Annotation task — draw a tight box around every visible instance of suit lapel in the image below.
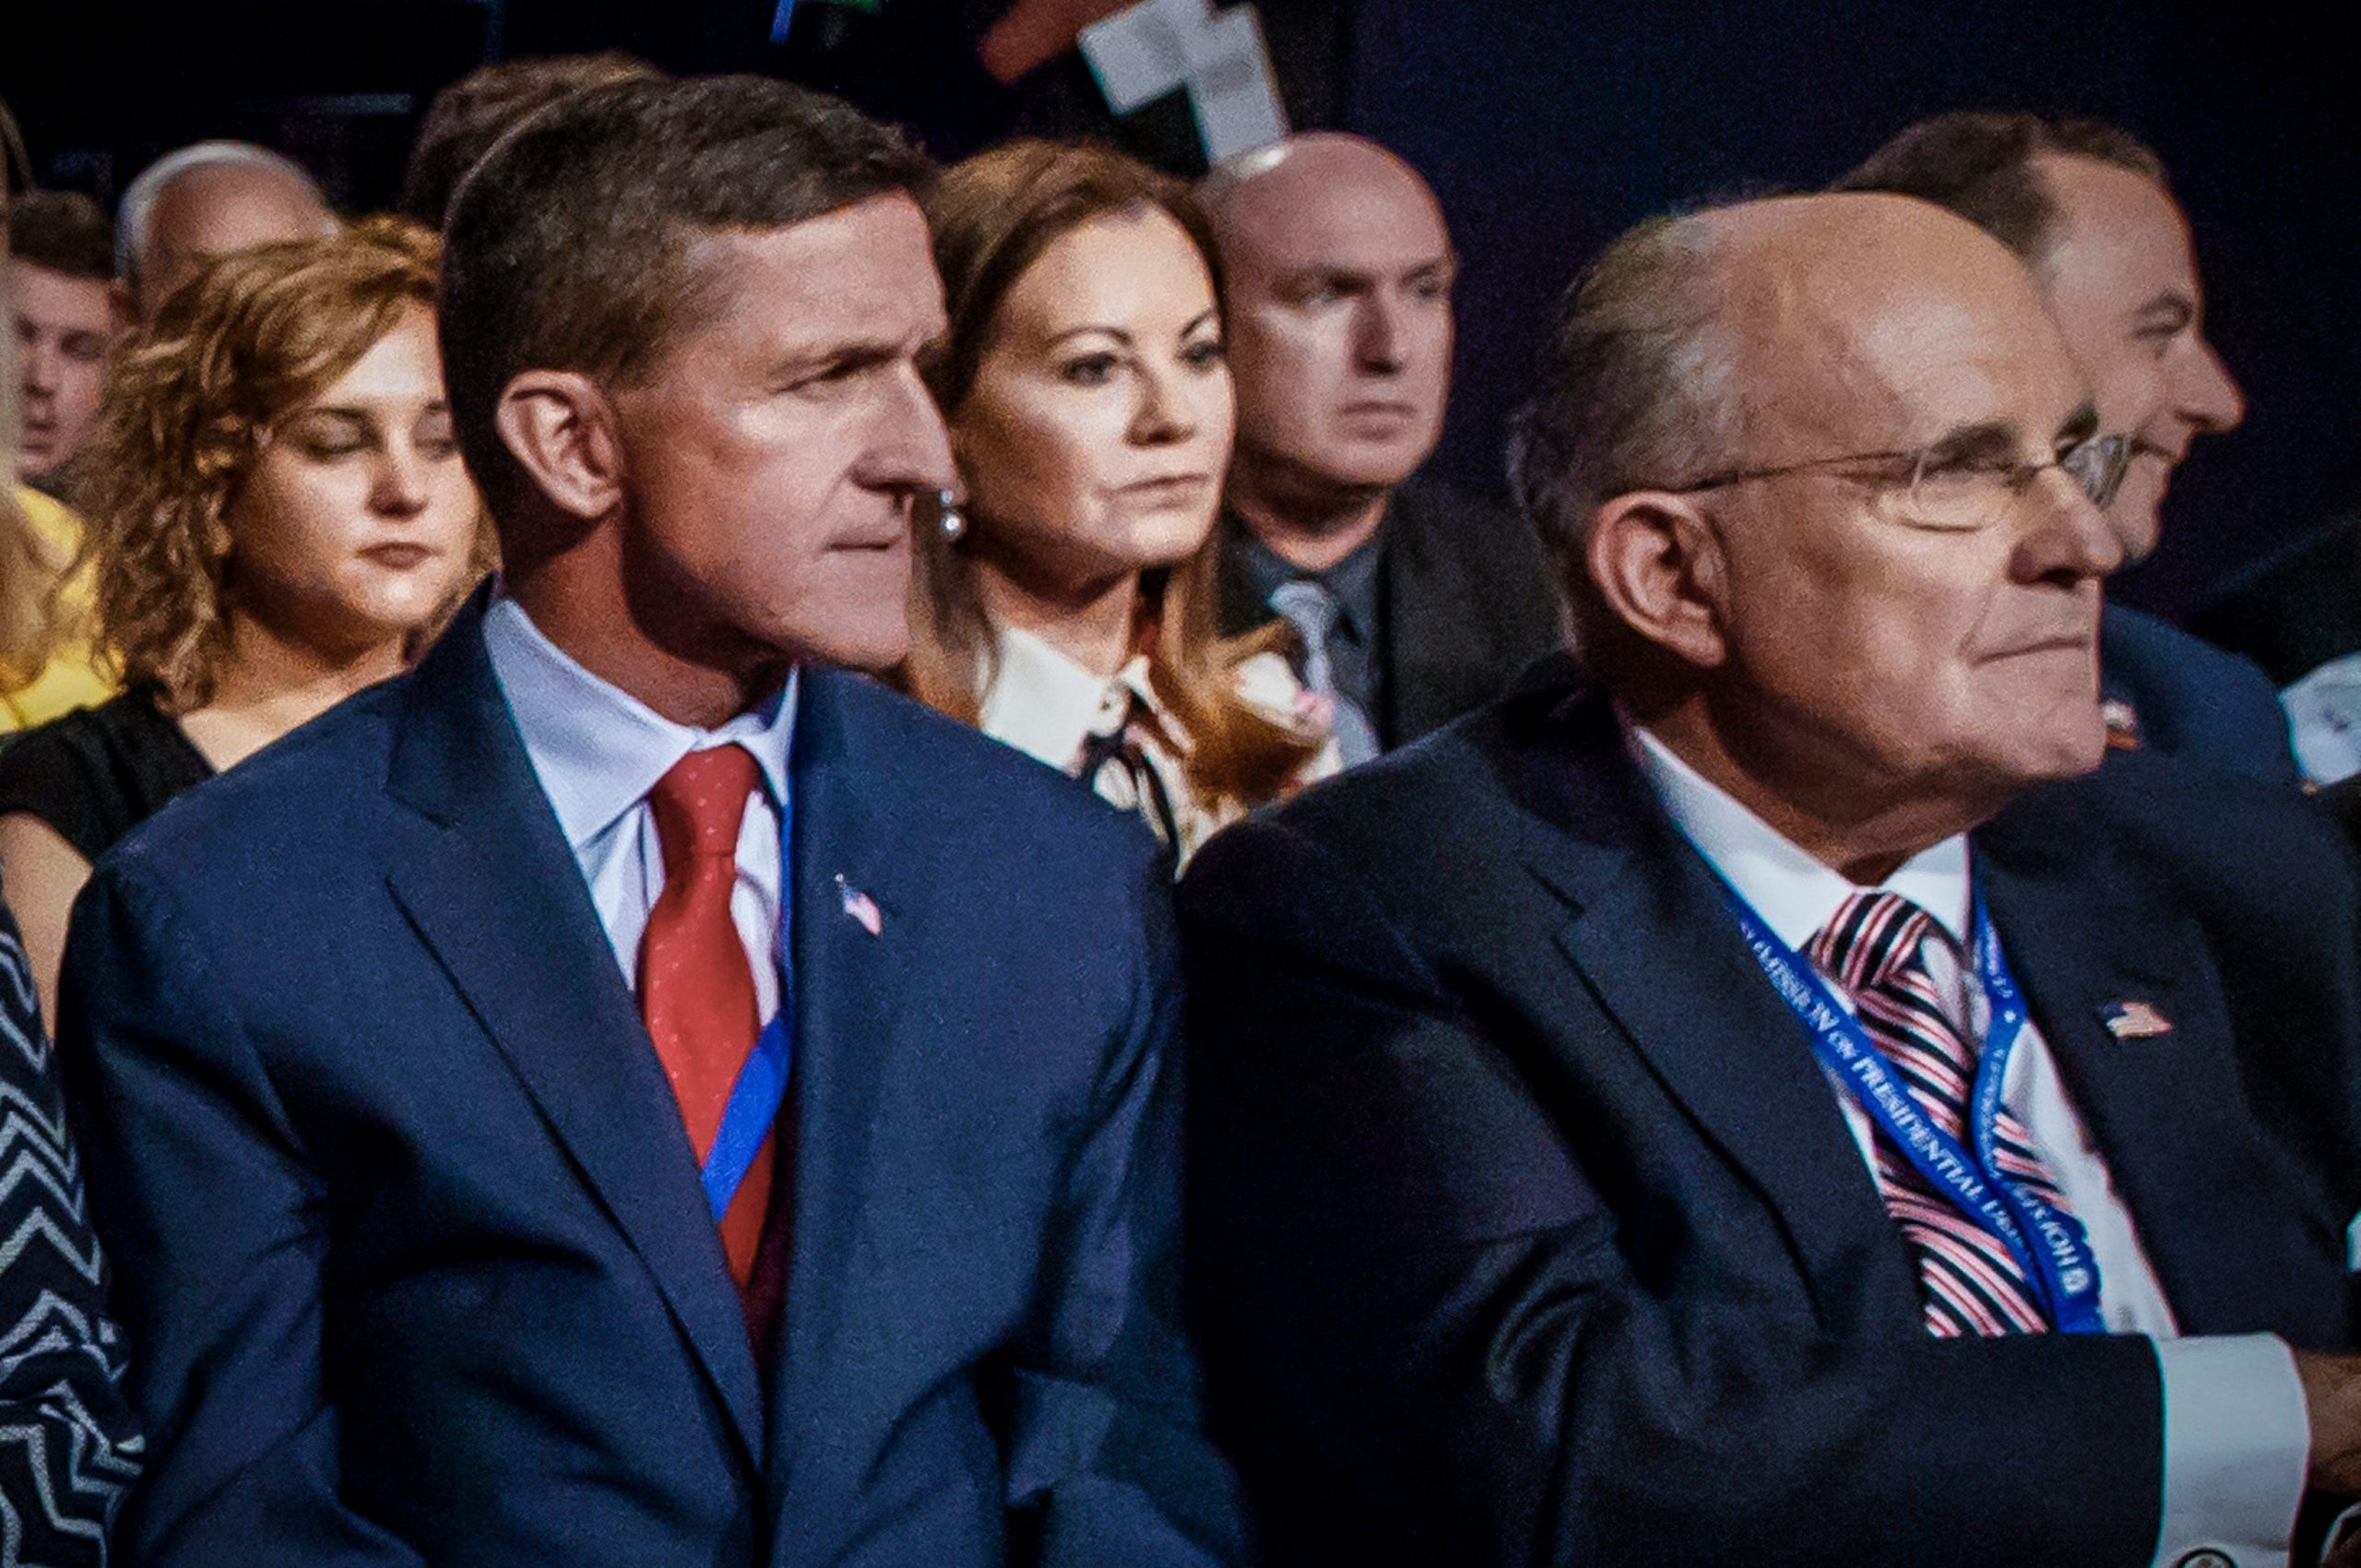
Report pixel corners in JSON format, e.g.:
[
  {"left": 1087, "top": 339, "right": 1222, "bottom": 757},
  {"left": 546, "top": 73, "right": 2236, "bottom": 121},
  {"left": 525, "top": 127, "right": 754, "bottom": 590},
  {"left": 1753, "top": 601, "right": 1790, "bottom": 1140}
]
[
  {"left": 764, "top": 673, "right": 908, "bottom": 1501},
  {"left": 1976, "top": 802, "right": 2336, "bottom": 1336},
  {"left": 1513, "top": 684, "right": 2339, "bottom": 1341},
  {"left": 1213, "top": 512, "right": 1269, "bottom": 640},
  {"left": 1381, "top": 488, "right": 1463, "bottom": 748},
  {"left": 1515, "top": 695, "right": 1924, "bottom": 1331},
  {"left": 381, "top": 599, "right": 765, "bottom": 1459}
]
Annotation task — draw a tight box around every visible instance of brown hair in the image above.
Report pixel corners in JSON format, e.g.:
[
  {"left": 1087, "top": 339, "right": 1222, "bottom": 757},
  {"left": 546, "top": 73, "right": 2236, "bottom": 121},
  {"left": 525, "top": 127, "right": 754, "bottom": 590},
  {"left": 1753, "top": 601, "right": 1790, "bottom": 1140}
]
[
  {"left": 439, "top": 74, "right": 934, "bottom": 525},
  {"left": 8, "top": 189, "right": 114, "bottom": 281},
  {"left": 72, "top": 214, "right": 486, "bottom": 708},
  {"left": 399, "top": 52, "right": 666, "bottom": 227},
  {"left": 907, "top": 139, "right": 1317, "bottom": 809},
  {"left": 1834, "top": 112, "right": 2167, "bottom": 264}
]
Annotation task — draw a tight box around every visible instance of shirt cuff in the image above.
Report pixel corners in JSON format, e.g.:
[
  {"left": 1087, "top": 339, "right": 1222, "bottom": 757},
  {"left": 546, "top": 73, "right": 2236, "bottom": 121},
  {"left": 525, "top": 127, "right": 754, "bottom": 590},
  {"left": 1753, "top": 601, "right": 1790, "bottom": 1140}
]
[{"left": 2151, "top": 1334, "right": 2308, "bottom": 1568}]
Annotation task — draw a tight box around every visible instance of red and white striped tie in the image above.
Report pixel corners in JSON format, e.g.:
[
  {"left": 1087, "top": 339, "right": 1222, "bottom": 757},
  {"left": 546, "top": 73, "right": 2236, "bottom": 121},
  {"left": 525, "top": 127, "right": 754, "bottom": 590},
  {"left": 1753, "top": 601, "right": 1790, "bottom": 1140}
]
[{"left": 1809, "top": 890, "right": 2075, "bottom": 1337}]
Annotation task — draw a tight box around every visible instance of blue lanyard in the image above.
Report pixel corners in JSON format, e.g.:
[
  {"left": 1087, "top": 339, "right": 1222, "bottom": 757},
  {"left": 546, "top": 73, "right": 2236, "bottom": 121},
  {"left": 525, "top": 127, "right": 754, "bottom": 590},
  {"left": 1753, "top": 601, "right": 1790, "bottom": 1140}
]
[
  {"left": 696, "top": 780, "right": 795, "bottom": 1223},
  {"left": 1723, "top": 884, "right": 2106, "bottom": 1334}
]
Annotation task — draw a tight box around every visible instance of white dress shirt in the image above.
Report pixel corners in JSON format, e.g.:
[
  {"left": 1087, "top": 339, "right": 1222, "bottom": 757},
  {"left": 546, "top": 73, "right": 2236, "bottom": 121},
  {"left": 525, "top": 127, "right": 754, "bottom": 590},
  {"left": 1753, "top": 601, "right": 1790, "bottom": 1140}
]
[
  {"left": 978, "top": 624, "right": 1337, "bottom": 867},
  {"left": 481, "top": 594, "right": 797, "bottom": 1024},
  {"left": 1630, "top": 723, "right": 2310, "bottom": 1568}
]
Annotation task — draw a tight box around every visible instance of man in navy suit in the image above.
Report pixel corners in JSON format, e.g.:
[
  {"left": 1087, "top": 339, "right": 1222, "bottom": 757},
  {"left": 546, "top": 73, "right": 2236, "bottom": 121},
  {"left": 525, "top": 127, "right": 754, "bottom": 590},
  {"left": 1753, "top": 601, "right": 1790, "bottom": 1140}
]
[
  {"left": 1180, "top": 194, "right": 2361, "bottom": 1566},
  {"left": 62, "top": 77, "right": 1243, "bottom": 1566},
  {"left": 1839, "top": 112, "right": 2296, "bottom": 785}
]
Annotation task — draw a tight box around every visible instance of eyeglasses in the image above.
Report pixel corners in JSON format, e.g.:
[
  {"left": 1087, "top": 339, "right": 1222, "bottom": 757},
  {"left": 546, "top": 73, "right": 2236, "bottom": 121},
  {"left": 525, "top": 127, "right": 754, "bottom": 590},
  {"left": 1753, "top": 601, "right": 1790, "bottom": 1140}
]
[{"left": 1667, "top": 431, "right": 2132, "bottom": 531}]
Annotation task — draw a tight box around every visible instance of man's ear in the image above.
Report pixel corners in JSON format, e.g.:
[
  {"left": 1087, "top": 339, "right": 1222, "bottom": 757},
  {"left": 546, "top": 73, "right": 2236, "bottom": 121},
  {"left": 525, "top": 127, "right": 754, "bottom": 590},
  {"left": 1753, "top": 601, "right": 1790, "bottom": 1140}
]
[
  {"left": 494, "top": 371, "right": 624, "bottom": 524},
  {"left": 1584, "top": 491, "right": 1730, "bottom": 670}
]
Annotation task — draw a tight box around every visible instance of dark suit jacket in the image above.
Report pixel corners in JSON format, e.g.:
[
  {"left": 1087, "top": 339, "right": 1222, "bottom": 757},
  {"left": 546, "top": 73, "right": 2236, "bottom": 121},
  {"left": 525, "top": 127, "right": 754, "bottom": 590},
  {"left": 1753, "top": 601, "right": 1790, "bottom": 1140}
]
[
  {"left": 61, "top": 600, "right": 1246, "bottom": 1567},
  {"left": 2102, "top": 600, "right": 2297, "bottom": 784},
  {"left": 1179, "top": 671, "right": 2359, "bottom": 1568},
  {"left": 1216, "top": 475, "right": 1561, "bottom": 751},
  {"left": 2192, "top": 505, "right": 2361, "bottom": 689}
]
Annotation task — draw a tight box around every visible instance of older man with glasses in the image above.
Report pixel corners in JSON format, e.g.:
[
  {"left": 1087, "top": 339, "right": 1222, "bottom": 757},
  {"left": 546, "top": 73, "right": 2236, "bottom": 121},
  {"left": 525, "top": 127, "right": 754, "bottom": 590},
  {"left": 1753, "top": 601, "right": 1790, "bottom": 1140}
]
[
  {"left": 1840, "top": 113, "right": 2289, "bottom": 784},
  {"left": 1179, "top": 192, "right": 2361, "bottom": 1568}
]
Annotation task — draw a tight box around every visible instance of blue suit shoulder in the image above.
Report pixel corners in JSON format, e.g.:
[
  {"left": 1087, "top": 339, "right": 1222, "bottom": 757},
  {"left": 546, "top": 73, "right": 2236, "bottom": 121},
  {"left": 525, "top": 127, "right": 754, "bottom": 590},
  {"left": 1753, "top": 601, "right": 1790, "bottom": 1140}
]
[
  {"left": 2100, "top": 601, "right": 2296, "bottom": 784},
  {"left": 2015, "top": 727, "right": 2358, "bottom": 923},
  {"left": 97, "top": 675, "right": 408, "bottom": 887},
  {"left": 809, "top": 669, "right": 1165, "bottom": 882},
  {"left": 114, "top": 668, "right": 1158, "bottom": 890}
]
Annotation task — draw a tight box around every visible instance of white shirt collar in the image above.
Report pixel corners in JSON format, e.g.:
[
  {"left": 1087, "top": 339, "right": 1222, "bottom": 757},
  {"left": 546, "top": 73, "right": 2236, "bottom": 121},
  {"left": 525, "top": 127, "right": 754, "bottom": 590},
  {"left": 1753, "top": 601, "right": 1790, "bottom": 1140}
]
[
  {"left": 978, "top": 623, "right": 1167, "bottom": 771},
  {"left": 1626, "top": 720, "right": 1970, "bottom": 952},
  {"left": 481, "top": 591, "right": 798, "bottom": 850}
]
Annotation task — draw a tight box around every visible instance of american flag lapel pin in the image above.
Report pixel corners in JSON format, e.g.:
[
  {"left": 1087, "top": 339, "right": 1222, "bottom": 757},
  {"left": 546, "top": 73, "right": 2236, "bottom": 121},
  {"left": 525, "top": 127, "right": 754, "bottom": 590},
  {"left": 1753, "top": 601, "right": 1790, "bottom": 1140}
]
[
  {"left": 2100, "top": 698, "right": 2142, "bottom": 751},
  {"left": 2098, "top": 999, "right": 2173, "bottom": 1040},
  {"left": 835, "top": 873, "right": 883, "bottom": 937}
]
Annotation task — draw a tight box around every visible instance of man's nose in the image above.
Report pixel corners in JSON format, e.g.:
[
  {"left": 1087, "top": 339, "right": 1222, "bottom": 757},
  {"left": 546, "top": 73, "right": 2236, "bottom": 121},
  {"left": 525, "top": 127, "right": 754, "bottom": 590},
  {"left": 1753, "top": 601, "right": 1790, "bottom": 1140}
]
[
  {"left": 2177, "top": 335, "right": 2246, "bottom": 435},
  {"left": 20, "top": 337, "right": 61, "bottom": 397},
  {"left": 871, "top": 363, "right": 958, "bottom": 495},
  {"left": 1354, "top": 295, "right": 1404, "bottom": 374},
  {"left": 2018, "top": 466, "right": 2126, "bottom": 585}
]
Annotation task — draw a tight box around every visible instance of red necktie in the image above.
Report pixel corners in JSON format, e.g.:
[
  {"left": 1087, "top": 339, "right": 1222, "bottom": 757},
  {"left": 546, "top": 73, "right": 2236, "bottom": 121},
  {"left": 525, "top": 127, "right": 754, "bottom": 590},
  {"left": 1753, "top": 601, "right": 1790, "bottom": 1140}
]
[
  {"left": 1809, "top": 891, "right": 2079, "bottom": 1336},
  {"left": 639, "top": 744, "right": 773, "bottom": 1294}
]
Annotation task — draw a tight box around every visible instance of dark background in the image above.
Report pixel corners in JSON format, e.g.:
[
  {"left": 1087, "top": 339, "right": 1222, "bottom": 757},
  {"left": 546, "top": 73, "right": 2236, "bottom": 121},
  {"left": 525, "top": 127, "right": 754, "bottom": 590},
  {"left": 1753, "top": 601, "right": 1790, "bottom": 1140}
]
[{"left": 5, "top": 0, "right": 2355, "bottom": 617}]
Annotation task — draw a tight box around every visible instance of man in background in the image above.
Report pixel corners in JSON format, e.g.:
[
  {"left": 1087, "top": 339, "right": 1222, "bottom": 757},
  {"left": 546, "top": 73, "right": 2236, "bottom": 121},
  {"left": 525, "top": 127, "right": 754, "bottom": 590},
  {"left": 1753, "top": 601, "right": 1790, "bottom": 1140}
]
[
  {"left": 114, "top": 139, "right": 334, "bottom": 319},
  {"left": 2, "top": 190, "right": 115, "bottom": 732},
  {"left": 1201, "top": 133, "right": 1558, "bottom": 765},
  {"left": 8, "top": 190, "right": 120, "bottom": 493},
  {"left": 1841, "top": 113, "right": 2292, "bottom": 783}
]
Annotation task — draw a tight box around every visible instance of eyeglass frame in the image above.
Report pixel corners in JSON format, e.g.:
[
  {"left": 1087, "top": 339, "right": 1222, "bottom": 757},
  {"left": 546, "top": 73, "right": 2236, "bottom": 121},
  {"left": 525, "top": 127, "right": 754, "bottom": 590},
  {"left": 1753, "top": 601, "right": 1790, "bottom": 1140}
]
[{"left": 1657, "top": 430, "right": 2133, "bottom": 521}]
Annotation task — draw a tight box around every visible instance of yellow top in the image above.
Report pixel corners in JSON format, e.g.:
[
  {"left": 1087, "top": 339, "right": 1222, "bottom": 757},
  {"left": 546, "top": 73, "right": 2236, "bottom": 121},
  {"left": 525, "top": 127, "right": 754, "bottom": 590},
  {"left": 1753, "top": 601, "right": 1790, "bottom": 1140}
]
[{"left": 1, "top": 488, "right": 115, "bottom": 733}]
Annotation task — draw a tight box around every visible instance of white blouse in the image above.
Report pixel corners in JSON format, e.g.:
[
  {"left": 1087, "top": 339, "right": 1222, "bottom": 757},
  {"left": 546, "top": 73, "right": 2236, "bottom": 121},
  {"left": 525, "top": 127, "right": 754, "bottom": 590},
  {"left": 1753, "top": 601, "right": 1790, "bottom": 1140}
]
[{"left": 978, "top": 624, "right": 1340, "bottom": 867}]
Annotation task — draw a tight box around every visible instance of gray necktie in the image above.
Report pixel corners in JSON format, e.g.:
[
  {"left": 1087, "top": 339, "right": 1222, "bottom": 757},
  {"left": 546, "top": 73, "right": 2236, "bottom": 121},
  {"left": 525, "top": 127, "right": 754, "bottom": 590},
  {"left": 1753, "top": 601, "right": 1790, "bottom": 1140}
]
[{"left": 1270, "top": 579, "right": 1382, "bottom": 767}]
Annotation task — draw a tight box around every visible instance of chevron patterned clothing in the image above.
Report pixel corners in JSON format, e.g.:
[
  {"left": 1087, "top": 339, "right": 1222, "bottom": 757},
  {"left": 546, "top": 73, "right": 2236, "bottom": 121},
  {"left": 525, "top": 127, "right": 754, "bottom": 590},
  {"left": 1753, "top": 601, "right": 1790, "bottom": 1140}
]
[
  {"left": 0, "top": 897, "right": 141, "bottom": 1563},
  {"left": 1808, "top": 890, "right": 2079, "bottom": 1337}
]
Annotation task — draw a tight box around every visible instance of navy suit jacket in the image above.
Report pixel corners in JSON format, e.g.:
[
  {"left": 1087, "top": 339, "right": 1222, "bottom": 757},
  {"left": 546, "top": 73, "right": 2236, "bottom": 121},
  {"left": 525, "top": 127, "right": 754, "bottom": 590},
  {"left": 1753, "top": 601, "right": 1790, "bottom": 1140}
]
[
  {"left": 61, "top": 601, "right": 1246, "bottom": 1567},
  {"left": 1180, "top": 671, "right": 2359, "bottom": 1567},
  {"left": 2102, "top": 600, "right": 2297, "bottom": 784}
]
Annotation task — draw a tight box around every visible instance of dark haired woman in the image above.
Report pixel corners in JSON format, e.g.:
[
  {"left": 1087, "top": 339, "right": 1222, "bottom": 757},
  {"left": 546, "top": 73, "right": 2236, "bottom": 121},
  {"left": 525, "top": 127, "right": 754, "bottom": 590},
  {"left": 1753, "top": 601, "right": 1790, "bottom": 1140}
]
[{"left": 902, "top": 140, "right": 1336, "bottom": 869}]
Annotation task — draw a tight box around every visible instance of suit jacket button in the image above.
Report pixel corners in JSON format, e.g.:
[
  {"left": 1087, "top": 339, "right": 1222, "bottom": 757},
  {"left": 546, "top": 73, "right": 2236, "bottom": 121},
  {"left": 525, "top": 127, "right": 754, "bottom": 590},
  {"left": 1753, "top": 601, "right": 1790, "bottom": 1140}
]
[{"left": 2173, "top": 1551, "right": 2236, "bottom": 1568}]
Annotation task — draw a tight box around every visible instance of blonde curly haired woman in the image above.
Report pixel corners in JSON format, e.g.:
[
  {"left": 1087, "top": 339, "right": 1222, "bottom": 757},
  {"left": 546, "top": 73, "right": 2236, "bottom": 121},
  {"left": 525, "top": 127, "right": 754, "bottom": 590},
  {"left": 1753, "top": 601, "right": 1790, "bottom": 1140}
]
[{"left": 0, "top": 215, "right": 487, "bottom": 1018}]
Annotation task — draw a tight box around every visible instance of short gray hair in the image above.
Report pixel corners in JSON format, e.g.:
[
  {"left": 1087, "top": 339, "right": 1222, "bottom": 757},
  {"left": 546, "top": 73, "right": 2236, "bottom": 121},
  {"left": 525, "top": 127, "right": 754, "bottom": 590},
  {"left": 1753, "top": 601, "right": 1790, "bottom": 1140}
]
[
  {"left": 1506, "top": 211, "right": 1739, "bottom": 674},
  {"left": 116, "top": 140, "right": 324, "bottom": 287}
]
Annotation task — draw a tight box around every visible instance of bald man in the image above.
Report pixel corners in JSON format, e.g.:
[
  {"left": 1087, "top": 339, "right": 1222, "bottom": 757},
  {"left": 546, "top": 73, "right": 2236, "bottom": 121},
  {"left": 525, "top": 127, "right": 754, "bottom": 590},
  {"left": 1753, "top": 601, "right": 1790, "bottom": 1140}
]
[
  {"left": 1182, "top": 194, "right": 2361, "bottom": 1566},
  {"left": 1201, "top": 134, "right": 1556, "bottom": 766},
  {"left": 118, "top": 141, "right": 335, "bottom": 318}
]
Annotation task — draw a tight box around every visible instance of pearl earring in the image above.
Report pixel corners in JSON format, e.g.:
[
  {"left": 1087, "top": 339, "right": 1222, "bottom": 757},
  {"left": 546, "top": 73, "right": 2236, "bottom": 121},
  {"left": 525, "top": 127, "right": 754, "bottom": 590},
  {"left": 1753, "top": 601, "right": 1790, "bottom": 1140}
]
[{"left": 936, "top": 490, "right": 967, "bottom": 543}]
